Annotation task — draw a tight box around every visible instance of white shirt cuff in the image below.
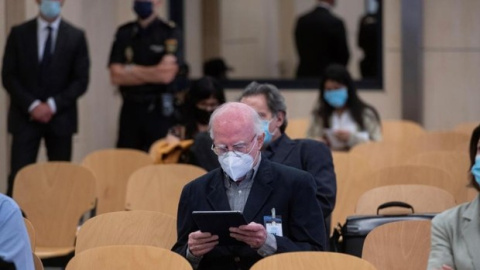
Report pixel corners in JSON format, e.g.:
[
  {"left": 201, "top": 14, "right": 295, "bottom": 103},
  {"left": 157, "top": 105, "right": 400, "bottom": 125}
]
[
  {"left": 257, "top": 233, "right": 277, "bottom": 257},
  {"left": 186, "top": 247, "right": 202, "bottom": 269},
  {"left": 47, "top": 97, "right": 56, "bottom": 114},
  {"left": 28, "top": 100, "right": 41, "bottom": 112}
]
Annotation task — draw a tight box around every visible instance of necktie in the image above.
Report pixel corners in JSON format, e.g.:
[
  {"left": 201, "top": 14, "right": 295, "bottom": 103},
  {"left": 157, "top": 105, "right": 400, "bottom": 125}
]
[{"left": 41, "top": 26, "right": 53, "bottom": 66}]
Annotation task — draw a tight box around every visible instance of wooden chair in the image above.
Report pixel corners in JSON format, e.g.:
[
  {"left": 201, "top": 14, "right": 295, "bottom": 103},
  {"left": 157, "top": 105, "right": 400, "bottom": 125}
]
[
  {"left": 355, "top": 185, "right": 456, "bottom": 215},
  {"left": 250, "top": 251, "right": 377, "bottom": 270},
  {"left": 406, "top": 151, "right": 470, "bottom": 203},
  {"left": 350, "top": 141, "right": 417, "bottom": 170},
  {"left": 125, "top": 164, "right": 206, "bottom": 216},
  {"left": 409, "top": 131, "right": 470, "bottom": 153},
  {"left": 24, "top": 219, "right": 44, "bottom": 270},
  {"left": 149, "top": 138, "right": 194, "bottom": 164},
  {"left": 66, "top": 245, "right": 192, "bottom": 270},
  {"left": 453, "top": 122, "right": 478, "bottom": 136},
  {"left": 81, "top": 149, "right": 153, "bottom": 214},
  {"left": 331, "top": 152, "right": 373, "bottom": 234},
  {"left": 381, "top": 120, "right": 425, "bottom": 143},
  {"left": 359, "top": 165, "right": 456, "bottom": 202},
  {"left": 285, "top": 118, "right": 309, "bottom": 139},
  {"left": 75, "top": 210, "right": 177, "bottom": 254},
  {"left": 13, "top": 162, "right": 96, "bottom": 259},
  {"left": 362, "top": 220, "right": 431, "bottom": 270}
]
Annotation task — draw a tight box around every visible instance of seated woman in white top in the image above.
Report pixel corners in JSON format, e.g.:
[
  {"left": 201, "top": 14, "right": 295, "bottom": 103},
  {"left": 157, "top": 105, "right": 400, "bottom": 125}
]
[
  {"left": 427, "top": 124, "right": 480, "bottom": 270},
  {"left": 307, "top": 64, "right": 382, "bottom": 150}
]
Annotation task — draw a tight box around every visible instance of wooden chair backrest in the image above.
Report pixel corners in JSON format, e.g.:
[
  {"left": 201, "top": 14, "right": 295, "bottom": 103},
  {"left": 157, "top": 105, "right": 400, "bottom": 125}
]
[
  {"left": 285, "top": 118, "right": 309, "bottom": 139},
  {"left": 362, "top": 220, "right": 431, "bottom": 270},
  {"left": 331, "top": 152, "right": 373, "bottom": 234},
  {"left": 125, "top": 164, "right": 206, "bottom": 216},
  {"left": 409, "top": 131, "right": 470, "bottom": 153},
  {"left": 24, "top": 218, "right": 35, "bottom": 251},
  {"left": 381, "top": 120, "right": 425, "bottom": 143},
  {"left": 250, "top": 251, "right": 377, "bottom": 270},
  {"left": 355, "top": 184, "right": 456, "bottom": 215},
  {"left": 67, "top": 245, "right": 192, "bottom": 270},
  {"left": 453, "top": 122, "right": 478, "bottom": 136},
  {"left": 75, "top": 210, "right": 177, "bottom": 254},
  {"left": 13, "top": 162, "right": 96, "bottom": 247},
  {"left": 350, "top": 141, "right": 417, "bottom": 170},
  {"left": 406, "top": 151, "right": 470, "bottom": 203},
  {"left": 24, "top": 218, "right": 44, "bottom": 270},
  {"left": 81, "top": 149, "right": 152, "bottom": 214},
  {"left": 359, "top": 165, "right": 456, "bottom": 202}
]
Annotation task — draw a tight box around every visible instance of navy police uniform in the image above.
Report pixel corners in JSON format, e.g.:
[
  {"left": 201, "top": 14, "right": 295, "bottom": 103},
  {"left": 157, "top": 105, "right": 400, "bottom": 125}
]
[{"left": 109, "top": 18, "right": 183, "bottom": 151}]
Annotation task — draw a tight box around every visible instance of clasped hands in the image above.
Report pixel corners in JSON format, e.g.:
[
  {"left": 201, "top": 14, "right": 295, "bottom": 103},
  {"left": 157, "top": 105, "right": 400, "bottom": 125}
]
[
  {"left": 188, "top": 222, "right": 267, "bottom": 257},
  {"left": 31, "top": 102, "right": 53, "bottom": 123}
]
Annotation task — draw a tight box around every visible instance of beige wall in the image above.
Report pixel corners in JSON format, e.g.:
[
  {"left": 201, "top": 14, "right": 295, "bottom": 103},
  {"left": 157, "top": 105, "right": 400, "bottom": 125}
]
[{"left": 422, "top": 0, "right": 480, "bottom": 130}]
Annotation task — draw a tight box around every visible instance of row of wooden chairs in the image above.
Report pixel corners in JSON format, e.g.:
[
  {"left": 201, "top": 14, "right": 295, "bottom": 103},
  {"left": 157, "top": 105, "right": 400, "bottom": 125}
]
[
  {"left": 285, "top": 118, "right": 478, "bottom": 141},
  {"left": 12, "top": 152, "right": 207, "bottom": 261},
  {"left": 330, "top": 150, "right": 475, "bottom": 235},
  {"left": 26, "top": 207, "right": 430, "bottom": 270}
]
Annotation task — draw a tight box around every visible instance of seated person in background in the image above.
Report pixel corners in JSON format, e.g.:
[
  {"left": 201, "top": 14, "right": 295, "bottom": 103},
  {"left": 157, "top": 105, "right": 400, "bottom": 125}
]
[
  {"left": 173, "top": 102, "right": 326, "bottom": 270},
  {"left": 0, "top": 194, "right": 34, "bottom": 270},
  {"left": 307, "top": 64, "right": 382, "bottom": 150},
  {"left": 168, "top": 76, "right": 225, "bottom": 170},
  {"left": 239, "top": 82, "right": 336, "bottom": 233},
  {"left": 427, "top": 124, "right": 480, "bottom": 270}
]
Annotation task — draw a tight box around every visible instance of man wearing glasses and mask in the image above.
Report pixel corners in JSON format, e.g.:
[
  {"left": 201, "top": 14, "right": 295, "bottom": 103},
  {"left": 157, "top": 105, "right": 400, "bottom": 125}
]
[{"left": 173, "top": 102, "right": 326, "bottom": 270}]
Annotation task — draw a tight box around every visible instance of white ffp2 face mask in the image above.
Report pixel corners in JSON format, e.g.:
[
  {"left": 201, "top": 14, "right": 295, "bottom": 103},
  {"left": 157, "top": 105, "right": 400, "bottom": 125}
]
[
  {"left": 218, "top": 152, "right": 254, "bottom": 181},
  {"left": 218, "top": 138, "right": 258, "bottom": 181}
]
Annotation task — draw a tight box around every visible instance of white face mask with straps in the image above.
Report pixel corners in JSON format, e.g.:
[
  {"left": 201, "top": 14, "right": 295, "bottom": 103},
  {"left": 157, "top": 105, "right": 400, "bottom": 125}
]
[{"left": 218, "top": 138, "right": 258, "bottom": 181}]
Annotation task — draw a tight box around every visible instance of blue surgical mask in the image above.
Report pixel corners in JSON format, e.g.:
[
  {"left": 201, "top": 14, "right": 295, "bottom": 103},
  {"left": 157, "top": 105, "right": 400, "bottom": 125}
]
[
  {"left": 471, "top": 156, "right": 480, "bottom": 185},
  {"left": 324, "top": 87, "right": 349, "bottom": 108},
  {"left": 134, "top": 1, "right": 154, "bottom": 20},
  {"left": 262, "top": 119, "right": 275, "bottom": 145},
  {"left": 40, "top": 0, "right": 61, "bottom": 19}
]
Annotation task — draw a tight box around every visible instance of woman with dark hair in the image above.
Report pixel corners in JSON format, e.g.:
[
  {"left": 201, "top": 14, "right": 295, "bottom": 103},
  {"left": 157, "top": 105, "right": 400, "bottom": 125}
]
[
  {"left": 427, "top": 124, "right": 480, "bottom": 270},
  {"left": 307, "top": 64, "right": 382, "bottom": 150},
  {"left": 171, "top": 76, "right": 226, "bottom": 140},
  {"left": 167, "top": 76, "right": 225, "bottom": 170}
]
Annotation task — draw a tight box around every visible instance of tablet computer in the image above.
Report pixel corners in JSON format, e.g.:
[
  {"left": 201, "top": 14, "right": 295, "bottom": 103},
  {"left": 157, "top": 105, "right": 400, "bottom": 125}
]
[{"left": 192, "top": 210, "right": 248, "bottom": 246}]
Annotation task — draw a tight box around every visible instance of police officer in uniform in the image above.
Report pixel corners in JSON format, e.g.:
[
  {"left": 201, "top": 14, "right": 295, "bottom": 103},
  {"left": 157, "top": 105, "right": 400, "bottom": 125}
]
[{"left": 109, "top": 0, "right": 183, "bottom": 151}]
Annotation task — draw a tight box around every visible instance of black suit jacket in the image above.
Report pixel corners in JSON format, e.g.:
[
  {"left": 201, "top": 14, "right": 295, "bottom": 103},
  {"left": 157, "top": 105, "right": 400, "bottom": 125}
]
[
  {"left": 263, "top": 134, "right": 336, "bottom": 218},
  {"left": 173, "top": 157, "right": 326, "bottom": 270},
  {"left": 2, "top": 18, "right": 90, "bottom": 135},
  {"left": 295, "top": 6, "right": 349, "bottom": 77}
]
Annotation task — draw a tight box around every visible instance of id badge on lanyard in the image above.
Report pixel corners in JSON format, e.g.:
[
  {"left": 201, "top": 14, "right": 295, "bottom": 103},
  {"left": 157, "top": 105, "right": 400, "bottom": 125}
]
[{"left": 264, "top": 208, "right": 283, "bottom": 236}]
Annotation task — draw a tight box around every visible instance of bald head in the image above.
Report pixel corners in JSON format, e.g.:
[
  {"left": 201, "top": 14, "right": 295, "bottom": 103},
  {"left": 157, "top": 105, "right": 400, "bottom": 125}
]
[{"left": 209, "top": 102, "right": 263, "bottom": 140}]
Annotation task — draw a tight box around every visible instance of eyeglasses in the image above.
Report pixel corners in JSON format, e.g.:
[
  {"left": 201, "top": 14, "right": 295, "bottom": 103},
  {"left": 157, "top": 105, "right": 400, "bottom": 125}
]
[{"left": 211, "top": 135, "right": 257, "bottom": 156}]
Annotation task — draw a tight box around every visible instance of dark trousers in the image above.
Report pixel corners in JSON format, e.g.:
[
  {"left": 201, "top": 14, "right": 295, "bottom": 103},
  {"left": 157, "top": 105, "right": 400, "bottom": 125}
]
[
  {"left": 7, "top": 124, "right": 72, "bottom": 196},
  {"left": 116, "top": 99, "right": 175, "bottom": 152}
]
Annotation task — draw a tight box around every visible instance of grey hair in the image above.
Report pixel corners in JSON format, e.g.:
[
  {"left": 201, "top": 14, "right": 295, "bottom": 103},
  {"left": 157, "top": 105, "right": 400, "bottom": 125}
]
[
  {"left": 209, "top": 102, "right": 264, "bottom": 139},
  {"left": 240, "top": 81, "right": 288, "bottom": 133}
]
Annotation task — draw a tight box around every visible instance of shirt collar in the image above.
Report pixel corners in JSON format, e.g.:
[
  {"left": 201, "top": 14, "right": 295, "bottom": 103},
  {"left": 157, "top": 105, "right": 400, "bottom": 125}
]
[
  {"left": 317, "top": 1, "right": 333, "bottom": 10},
  {"left": 37, "top": 15, "right": 61, "bottom": 31}
]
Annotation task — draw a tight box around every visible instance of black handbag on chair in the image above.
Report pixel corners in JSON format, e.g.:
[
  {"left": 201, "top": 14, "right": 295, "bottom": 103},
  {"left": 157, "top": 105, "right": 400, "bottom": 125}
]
[{"left": 330, "top": 201, "right": 436, "bottom": 257}]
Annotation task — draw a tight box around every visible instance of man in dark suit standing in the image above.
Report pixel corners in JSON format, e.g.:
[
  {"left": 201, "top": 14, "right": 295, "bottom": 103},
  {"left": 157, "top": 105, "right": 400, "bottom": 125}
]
[
  {"left": 294, "top": 0, "right": 349, "bottom": 78},
  {"left": 2, "top": 0, "right": 90, "bottom": 196},
  {"left": 240, "top": 82, "right": 336, "bottom": 236},
  {"left": 173, "top": 102, "right": 326, "bottom": 270}
]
